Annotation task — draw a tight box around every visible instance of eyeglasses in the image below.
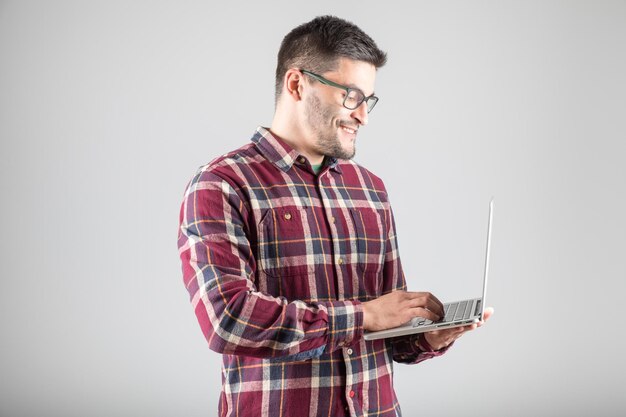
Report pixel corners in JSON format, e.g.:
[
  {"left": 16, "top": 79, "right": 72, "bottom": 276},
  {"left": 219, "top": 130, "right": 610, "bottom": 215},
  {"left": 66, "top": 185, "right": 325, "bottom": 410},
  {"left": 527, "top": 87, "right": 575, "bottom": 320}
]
[{"left": 301, "top": 69, "right": 379, "bottom": 113}]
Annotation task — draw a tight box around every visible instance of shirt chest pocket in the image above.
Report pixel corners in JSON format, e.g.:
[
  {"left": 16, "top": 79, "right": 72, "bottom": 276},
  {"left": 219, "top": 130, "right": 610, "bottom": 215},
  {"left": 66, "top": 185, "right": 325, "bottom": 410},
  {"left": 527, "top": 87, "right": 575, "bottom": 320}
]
[
  {"left": 257, "top": 207, "right": 315, "bottom": 279},
  {"left": 349, "top": 208, "right": 387, "bottom": 278}
]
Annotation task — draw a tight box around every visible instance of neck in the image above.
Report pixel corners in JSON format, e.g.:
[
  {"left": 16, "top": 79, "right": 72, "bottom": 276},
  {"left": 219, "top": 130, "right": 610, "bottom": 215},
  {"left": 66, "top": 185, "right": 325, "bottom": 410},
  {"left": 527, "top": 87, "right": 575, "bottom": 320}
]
[{"left": 270, "top": 105, "right": 325, "bottom": 165}]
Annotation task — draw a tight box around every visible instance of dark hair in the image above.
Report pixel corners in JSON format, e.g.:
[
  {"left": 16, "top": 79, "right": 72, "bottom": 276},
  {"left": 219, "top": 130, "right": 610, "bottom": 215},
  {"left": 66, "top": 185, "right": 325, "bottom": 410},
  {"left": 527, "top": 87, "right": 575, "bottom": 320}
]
[{"left": 275, "top": 15, "right": 387, "bottom": 100}]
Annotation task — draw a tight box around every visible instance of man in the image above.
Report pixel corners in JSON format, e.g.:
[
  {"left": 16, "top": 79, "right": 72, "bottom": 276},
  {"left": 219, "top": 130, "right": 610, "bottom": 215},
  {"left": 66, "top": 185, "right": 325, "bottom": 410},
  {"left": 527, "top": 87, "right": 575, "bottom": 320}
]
[{"left": 178, "top": 15, "right": 492, "bottom": 417}]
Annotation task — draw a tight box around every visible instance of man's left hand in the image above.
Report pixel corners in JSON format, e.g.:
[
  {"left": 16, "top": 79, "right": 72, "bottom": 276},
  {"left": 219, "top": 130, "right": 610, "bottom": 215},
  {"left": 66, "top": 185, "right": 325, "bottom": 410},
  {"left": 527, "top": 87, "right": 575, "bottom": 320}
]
[{"left": 423, "top": 307, "right": 494, "bottom": 351}]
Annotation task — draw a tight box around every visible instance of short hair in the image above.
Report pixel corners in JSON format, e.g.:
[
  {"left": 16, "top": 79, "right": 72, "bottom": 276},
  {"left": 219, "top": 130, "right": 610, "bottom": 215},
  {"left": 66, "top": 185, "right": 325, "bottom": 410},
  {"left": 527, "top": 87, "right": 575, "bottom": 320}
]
[{"left": 275, "top": 15, "right": 387, "bottom": 100}]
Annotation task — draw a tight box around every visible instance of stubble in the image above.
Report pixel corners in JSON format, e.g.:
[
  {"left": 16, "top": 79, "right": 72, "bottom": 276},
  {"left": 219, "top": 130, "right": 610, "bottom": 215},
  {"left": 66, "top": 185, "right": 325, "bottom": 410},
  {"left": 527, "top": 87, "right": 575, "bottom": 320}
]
[{"left": 305, "top": 93, "right": 356, "bottom": 160}]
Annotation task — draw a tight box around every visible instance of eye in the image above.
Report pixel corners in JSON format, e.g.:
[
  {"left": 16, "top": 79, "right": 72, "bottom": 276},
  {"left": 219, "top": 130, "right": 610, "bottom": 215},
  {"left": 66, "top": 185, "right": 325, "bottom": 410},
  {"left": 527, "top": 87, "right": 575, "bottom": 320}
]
[{"left": 345, "top": 90, "right": 361, "bottom": 103}]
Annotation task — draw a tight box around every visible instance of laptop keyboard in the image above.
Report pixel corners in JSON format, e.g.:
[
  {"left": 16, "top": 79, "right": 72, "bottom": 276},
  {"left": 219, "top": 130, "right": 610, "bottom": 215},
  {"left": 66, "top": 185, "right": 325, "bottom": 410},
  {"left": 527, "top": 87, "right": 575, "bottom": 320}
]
[{"left": 412, "top": 299, "right": 479, "bottom": 327}]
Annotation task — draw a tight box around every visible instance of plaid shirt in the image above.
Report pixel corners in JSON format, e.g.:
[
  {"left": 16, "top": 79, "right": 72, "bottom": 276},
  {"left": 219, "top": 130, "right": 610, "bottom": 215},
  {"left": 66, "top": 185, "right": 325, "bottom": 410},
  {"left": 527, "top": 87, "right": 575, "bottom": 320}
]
[{"left": 178, "top": 127, "right": 448, "bottom": 417}]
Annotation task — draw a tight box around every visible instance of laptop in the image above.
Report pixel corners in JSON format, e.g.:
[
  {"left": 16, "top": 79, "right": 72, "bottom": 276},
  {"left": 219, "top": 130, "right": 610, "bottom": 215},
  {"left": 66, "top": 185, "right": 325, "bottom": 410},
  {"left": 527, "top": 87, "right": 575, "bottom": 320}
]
[{"left": 364, "top": 198, "right": 494, "bottom": 341}]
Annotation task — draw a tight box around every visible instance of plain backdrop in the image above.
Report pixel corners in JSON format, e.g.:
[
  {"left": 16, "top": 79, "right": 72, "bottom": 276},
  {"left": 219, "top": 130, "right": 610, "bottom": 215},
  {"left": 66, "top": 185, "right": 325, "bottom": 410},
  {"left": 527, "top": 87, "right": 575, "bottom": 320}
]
[{"left": 1, "top": 1, "right": 625, "bottom": 416}]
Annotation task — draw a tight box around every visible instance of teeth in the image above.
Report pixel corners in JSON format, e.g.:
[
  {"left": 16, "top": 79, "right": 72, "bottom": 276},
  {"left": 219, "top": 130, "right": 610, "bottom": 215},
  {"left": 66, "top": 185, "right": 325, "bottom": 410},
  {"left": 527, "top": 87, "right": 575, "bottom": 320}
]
[{"left": 341, "top": 126, "right": 356, "bottom": 134}]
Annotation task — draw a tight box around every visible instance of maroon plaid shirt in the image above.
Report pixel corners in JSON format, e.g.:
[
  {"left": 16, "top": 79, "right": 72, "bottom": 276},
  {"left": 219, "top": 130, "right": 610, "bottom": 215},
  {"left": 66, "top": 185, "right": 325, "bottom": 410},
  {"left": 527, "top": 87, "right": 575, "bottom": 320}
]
[{"left": 178, "top": 127, "right": 448, "bottom": 417}]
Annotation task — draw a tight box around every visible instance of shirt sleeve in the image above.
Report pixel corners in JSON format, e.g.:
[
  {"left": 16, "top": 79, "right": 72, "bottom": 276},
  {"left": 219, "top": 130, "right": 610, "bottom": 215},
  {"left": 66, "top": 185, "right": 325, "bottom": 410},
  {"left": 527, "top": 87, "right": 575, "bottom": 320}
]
[
  {"left": 178, "top": 170, "right": 363, "bottom": 359},
  {"left": 380, "top": 201, "right": 452, "bottom": 363}
]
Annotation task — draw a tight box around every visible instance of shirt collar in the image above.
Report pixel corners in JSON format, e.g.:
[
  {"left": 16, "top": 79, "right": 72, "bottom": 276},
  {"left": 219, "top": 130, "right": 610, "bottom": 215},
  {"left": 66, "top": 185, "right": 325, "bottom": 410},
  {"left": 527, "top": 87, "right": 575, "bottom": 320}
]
[{"left": 252, "top": 126, "right": 342, "bottom": 174}]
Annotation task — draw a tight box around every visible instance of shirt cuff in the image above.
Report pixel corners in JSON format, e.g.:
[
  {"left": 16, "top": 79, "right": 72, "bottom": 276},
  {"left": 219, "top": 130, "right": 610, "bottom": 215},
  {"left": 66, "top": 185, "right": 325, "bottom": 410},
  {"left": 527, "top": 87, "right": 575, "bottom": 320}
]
[{"left": 325, "top": 300, "right": 364, "bottom": 351}]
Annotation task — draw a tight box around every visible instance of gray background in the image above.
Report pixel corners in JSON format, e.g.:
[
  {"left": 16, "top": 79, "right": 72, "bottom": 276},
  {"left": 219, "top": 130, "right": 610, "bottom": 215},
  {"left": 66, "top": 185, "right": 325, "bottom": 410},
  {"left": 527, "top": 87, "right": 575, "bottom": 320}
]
[{"left": 1, "top": 0, "right": 625, "bottom": 416}]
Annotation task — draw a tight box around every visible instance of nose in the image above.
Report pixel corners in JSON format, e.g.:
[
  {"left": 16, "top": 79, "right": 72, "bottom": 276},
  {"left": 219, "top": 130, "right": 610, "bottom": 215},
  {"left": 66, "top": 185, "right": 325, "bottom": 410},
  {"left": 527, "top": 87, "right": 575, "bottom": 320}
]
[{"left": 350, "top": 101, "right": 369, "bottom": 126}]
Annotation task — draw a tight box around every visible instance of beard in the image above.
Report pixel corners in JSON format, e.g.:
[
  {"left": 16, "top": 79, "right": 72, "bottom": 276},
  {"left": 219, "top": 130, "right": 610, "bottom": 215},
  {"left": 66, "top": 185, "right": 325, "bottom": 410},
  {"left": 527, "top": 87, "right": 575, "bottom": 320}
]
[{"left": 304, "top": 93, "right": 356, "bottom": 160}]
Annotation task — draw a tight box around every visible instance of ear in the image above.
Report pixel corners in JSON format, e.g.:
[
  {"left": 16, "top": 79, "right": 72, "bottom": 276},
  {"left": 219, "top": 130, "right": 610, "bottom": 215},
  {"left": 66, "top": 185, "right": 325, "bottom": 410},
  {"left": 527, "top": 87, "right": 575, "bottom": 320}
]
[{"left": 283, "top": 69, "right": 304, "bottom": 102}]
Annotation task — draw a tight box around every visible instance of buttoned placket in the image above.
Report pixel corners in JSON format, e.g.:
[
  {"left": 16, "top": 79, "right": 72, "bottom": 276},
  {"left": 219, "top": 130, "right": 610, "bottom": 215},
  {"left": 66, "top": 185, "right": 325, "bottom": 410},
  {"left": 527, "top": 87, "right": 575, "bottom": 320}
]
[
  {"left": 316, "top": 164, "right": 360, "bottom": 416},
  {"left": 317, "top": 170, "right": 347, "bottom": 301}
]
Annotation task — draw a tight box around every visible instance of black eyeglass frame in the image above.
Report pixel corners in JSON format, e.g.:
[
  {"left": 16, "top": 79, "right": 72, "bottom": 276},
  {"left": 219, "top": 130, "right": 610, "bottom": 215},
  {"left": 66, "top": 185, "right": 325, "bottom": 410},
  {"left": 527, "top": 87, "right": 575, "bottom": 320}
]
[{"left": 301, "top": 69, "right": 379, "bottom": 113}]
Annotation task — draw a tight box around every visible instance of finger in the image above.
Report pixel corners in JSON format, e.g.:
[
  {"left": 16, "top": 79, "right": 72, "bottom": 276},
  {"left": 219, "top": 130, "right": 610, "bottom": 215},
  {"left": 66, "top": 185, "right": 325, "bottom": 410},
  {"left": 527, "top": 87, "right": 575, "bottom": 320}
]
[
  {"left": 423, "top": 293, "right": 445, "bottom": 313},
  {"left": 431, "top": 324, "right": 471, "bottom": 338},
  {"left": 444, "top": 327, "right": 471, "bottom": 343},
  {"left": 405, "top": 291, "right": 444, "bottom": 309},
  {"left": 406, "top": 293, "right": 444, "bottom": 317},
  {"left": 446, "top": 324, "right": 476, "bottom": 336},
  {"left": 425, "top": 327, "right": 466, "bottom": 346},
  {"left": 482, "top": 307, "right": 494, "bottom": 322},
  {"left": 454, "top": 324, "right": 475, "bottom": 335},
  {"left": 409, "top": 307, "right": 441, "bottom": 322},
  {"left": 426, "top": 297, "right": 445, "bottom": 317},
  {"left": 476, "top": 308, "right": 494, "bottom": 327}
]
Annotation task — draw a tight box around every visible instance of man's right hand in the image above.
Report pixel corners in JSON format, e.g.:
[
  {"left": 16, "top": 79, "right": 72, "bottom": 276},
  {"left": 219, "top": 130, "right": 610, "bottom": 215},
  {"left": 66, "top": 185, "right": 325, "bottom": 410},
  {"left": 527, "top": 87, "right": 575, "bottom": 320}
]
[{"left": 361, "top": 291, "right": 444, "bottom": 332}]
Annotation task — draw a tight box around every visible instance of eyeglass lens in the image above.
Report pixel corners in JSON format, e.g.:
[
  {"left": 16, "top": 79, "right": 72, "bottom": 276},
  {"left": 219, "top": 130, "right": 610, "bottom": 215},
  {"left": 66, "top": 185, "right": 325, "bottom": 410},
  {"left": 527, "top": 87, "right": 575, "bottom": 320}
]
[{"left": 345, "top": 90, "right": 377, "bottom": 113}]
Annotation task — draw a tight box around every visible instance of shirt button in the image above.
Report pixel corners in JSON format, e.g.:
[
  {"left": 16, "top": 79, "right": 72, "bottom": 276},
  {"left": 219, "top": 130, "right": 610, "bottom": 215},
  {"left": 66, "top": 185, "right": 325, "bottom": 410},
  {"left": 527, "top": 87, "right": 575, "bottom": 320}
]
[
  {"left": 297, "top": 156, "right": 306, "bottom": 164},
  {"left": 347, "top": 348, "right": 353, "bottom": 355},
  {"left": 284, "top": 213, "right": 292, "bottom": 220},
  {"left": 331, "top": 216, "right": 336, "bottom": 224},
  {"left": 349, "top": 390, "right": 355, "bottom": 398},
  {"left": 338, "top": 258, "right": 344, "bottom": 265}
]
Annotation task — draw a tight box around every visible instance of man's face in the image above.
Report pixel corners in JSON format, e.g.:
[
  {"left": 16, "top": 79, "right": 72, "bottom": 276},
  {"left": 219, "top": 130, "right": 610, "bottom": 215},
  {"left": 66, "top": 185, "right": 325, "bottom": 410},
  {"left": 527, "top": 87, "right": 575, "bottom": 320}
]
[{"left": 302, "top": 59, "right": 377, "bottom": 161}]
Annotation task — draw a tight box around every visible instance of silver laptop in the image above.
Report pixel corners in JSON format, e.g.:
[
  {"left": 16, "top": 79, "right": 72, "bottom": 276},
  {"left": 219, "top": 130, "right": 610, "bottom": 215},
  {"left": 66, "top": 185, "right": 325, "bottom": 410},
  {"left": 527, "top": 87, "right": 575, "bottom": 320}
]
[{"left": 364, "top": 199, "right": 494, "bottom": 341}]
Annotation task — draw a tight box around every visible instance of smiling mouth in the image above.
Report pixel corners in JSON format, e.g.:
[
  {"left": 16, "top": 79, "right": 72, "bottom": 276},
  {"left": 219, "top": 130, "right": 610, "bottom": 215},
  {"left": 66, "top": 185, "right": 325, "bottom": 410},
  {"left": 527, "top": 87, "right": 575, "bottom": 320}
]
[{"left": 340, "top": 125, "right": 358, "bottom": 135}]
